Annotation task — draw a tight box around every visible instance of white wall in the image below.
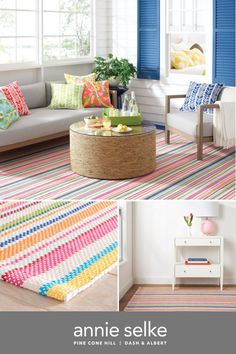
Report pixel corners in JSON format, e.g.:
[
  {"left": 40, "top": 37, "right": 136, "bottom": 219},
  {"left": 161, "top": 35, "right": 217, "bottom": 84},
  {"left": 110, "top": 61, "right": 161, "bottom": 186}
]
[
  {"left": 95, "top": 0, "right": 110, "bottom": 57},
  {"left": 129, "top": 79, "right": 187, "bottom": 124},
  {"left": 119, "top": 202, "right": 134, "bottom": 299},
  {"left": 132, "top": 201, "right": 236, "bottom": 285},
  {"left": 0, "top": 0, "right": 108, "bottom": 86}
]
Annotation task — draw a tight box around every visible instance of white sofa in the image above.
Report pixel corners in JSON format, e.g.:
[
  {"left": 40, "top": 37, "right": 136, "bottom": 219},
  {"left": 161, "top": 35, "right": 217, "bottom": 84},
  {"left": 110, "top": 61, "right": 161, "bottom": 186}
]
[
  {"left": 165, "top": 86, "right": 236, "bottom": 160},
  {"left": 0, "top": 82, "right": 116, "bottom": 152}
]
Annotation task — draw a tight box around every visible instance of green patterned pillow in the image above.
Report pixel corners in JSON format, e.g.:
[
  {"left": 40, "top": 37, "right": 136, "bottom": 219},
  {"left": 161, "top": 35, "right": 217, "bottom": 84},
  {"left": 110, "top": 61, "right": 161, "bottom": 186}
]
[
  {"left": 0, "top": 92, "right": 20, "bottom": 129},
  {"left": 48, "top": 83, "right": 84, "bottom": 110}
]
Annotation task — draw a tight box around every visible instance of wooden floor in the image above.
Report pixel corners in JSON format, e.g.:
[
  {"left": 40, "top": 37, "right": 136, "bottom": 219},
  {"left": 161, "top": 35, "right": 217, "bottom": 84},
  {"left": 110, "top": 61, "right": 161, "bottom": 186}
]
[
  {"left": 0, "top": 268, "right": 118, "bottom": 312},
  {"left": 119, "top": 284, "right": 236, "bottom": 311}
]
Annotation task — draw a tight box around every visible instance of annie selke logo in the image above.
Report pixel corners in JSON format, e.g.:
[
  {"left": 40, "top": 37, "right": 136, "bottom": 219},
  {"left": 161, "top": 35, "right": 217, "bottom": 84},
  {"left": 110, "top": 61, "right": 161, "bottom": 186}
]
[{"left": 73, "top": 321, "right": 167, "bottom": 348}]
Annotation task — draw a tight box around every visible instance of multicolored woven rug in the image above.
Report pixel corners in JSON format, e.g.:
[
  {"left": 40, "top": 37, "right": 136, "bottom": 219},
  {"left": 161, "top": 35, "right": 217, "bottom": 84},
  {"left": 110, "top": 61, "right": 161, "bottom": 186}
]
[
  {"left": 0, "top": 201, "right": 118, "bottom": 301},
  {"left": 0, "top": 131, "right": 235, "bottom": 200},
  {"left": 124, "top": 287, "right": 236, "bottom": 312}
]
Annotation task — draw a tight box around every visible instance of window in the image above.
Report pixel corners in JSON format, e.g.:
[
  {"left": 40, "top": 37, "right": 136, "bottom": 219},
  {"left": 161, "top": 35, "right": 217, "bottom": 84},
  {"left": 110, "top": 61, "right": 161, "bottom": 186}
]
[
  {"left": 0, "top": 0, "right": 93, "bottom": 68},
  {"left": 0, "top": 0, "right": 38, "bottom": 65},
  {"left": 161, "top": 0, "right": 213, "bottom": 82},
  {"left": 43, "top": 0, "right": 92, "bottom": 63}
]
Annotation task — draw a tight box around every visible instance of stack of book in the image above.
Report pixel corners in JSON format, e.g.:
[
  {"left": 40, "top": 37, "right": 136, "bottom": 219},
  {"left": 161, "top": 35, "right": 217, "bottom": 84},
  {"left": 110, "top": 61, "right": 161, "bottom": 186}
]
[{"left": 185, "top": 258, "right": 211, "bottom": 265}]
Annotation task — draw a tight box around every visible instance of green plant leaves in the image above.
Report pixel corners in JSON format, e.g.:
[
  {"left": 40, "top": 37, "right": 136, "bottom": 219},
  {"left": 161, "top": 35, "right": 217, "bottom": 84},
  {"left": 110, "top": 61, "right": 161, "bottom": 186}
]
[
  {"left": 93, "top": 53, "right": 137, "bottom": 87},
  {"left": 184, "top": 214, "right": 193, "bottom": 227}
]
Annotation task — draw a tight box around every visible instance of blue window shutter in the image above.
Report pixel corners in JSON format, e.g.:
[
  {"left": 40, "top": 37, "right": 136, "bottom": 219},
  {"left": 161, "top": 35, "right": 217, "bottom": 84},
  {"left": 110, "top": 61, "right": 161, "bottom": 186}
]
[
  {"left": 137, "top": 0, "right": 160, "bottom": 80},
  {"left": 213, "top": 0, "right": 235, "bottom": 86}
]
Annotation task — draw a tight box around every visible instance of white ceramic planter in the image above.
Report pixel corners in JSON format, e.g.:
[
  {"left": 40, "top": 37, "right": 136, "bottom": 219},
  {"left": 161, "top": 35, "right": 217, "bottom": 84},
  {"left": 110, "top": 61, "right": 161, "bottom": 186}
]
[{"left": 108, "top": 77, "right": 121, "bottom": 86}]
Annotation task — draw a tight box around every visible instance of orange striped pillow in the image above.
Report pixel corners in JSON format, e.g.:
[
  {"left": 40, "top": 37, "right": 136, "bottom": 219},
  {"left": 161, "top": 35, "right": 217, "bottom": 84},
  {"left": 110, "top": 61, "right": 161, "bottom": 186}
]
[{"left": 0, "top": 81, "right": 29, "bottom": 116}]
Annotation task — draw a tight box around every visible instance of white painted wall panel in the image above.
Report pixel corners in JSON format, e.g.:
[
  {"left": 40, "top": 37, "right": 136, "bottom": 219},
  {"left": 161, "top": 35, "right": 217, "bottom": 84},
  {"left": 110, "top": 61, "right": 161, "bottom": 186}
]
[
  {"left": 95, "top": 0, "right": 109, "bottom": 57},
  {"left": 132, "top": 201, "right": 236, "bottom": 285},
  {"left": 0, "top": 63, "right": 94, "bottom": 86},
  {"left": 129, "top": 80, "right": 188, "bottom": 124},
  {"left": 0, "top": 68, "right": 41, "bottom": 86}
]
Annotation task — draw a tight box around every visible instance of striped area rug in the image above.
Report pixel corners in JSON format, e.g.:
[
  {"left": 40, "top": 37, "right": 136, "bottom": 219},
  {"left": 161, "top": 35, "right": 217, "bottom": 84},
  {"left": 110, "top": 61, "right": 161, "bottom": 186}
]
[
  {"left": 0, "top": 131, "right": 235, "bottom": 200},
  {"left": 0, "top": 201, "right": 118, "bottom": 301},
  {"left": 124, "top": 287, "right": 236, "bottom": 312}
]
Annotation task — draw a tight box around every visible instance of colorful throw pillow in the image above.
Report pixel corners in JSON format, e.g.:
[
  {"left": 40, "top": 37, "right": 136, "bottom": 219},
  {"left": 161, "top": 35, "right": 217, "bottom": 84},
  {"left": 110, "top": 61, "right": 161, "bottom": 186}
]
[
  {"left": 82, "top": 80, "right": 112, "bottom": 108},
  {"left": 0, "top": 92, "right": 20, "bottom": 129},
  {"left": 48, "top": 83, "right": 84, "bottom": 110},
  {"left": 180, "top": 81, "right": 224, "bottom": 112},
  {"left": 0, "top": 81, "right": 29, "bottom": 116},
  {"left": 64, "top": 73, "right": 96, "bottom": 85}
]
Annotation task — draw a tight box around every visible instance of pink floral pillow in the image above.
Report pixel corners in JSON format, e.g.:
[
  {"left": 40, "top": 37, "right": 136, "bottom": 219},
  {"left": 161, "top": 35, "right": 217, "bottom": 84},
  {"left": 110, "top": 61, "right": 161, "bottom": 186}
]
[
  {"left": 0, "top": 81, "right": 29, "bottom": 116},
  {"left": 82, "top": 80, "right": 112, "bottom": 108}
]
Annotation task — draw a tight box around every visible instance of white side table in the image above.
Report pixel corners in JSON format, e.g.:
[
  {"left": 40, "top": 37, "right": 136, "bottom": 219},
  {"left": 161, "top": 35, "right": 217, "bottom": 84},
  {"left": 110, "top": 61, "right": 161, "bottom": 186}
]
[{"left": 173, "top": 237, "right": 224, "bottom": 291}]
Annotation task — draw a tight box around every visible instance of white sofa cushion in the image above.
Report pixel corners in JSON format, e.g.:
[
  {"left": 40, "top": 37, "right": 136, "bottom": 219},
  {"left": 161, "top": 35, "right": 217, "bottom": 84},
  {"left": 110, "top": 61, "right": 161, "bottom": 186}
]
[
  {"left": 167, "top": 111, "right": 213, "bottom": 137},
  {"left": 0, "top": 107, "right": 102, "bottom": 147}
]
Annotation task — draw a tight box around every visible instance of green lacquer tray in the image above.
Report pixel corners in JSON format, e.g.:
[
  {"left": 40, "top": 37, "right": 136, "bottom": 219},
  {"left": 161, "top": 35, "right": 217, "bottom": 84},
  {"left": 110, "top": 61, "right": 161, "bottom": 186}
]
[{"left": 102, "top": 108, "right": 142, "bottom": 126}]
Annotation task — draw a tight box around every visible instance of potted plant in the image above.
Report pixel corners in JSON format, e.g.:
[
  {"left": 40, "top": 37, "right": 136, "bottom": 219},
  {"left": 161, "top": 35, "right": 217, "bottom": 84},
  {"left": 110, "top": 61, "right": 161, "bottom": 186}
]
[
  {"left": 93, "top": 53, "right": 137, "bottom": 87},
  {"left": 184, "top": 213, "right": 194, "bottom": 237}
]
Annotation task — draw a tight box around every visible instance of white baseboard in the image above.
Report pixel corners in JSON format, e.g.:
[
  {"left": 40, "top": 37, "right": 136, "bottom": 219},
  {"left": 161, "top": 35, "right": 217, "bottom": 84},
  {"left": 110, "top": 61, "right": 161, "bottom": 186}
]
[
  {"left": 134, "top": 276, "right": 236, "bottom": 285},
  {"left": 119, "top": 278, "right": 134, "bottom": 300}
]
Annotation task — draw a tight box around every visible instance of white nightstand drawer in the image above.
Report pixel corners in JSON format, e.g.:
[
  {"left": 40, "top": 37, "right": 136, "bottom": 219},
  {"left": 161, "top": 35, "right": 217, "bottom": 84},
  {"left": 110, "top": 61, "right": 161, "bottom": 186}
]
[
  {"left": 175, "top": 238, "right": 221, "bottom": 246},
  {"left": 175, "top": 264, "right": 220, "bottom": 278}
]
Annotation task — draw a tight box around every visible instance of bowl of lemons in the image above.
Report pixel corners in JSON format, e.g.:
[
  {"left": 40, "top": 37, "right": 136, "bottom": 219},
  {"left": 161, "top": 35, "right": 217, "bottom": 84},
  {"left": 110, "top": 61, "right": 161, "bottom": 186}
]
[{"left": 84, "top": 115, "right": 98, "bottom": 127}]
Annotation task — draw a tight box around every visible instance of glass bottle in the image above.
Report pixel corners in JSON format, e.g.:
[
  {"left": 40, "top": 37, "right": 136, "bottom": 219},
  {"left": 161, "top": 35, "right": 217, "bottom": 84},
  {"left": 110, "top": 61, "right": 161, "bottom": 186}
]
[
  {"left": 121, "top": 94, "right": 130, "bottom": 116},
  {"left": 129, "top": 91, "right": 139, "bottom": 116}
]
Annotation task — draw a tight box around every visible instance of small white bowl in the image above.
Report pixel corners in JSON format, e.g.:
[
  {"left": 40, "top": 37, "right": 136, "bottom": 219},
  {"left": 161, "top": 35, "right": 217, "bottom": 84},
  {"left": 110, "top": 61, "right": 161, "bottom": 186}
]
[{"left": 84, "top": 117, "right": 97, "bottom": 126}]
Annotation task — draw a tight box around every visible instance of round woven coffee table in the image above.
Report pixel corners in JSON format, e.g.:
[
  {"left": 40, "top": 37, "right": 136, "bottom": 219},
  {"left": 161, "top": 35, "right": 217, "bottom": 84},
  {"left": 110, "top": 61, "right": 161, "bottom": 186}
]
[{"left": 70, "top": 122, "right": 156, "bottom": 180}]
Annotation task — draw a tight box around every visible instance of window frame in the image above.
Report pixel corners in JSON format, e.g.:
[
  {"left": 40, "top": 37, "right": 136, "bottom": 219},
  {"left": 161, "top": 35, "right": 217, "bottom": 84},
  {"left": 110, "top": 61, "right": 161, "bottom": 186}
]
[
  {"left": 0, "top": 0, "right": 39, "bottom": 70},
  {"left": 0, "top": 0, "right": 95, "bottom": 71},
  {"left": 41, "top": 0, "right": 94, "bottom": 65},
  {"left": 160, "top": 0, "right": 213, "bottom": 85}
]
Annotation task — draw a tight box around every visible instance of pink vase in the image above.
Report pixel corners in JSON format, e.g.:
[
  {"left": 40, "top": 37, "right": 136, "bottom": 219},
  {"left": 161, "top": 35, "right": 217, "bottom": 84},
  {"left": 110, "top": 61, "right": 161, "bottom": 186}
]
[{"left": 201, "top": 219, "right": 216, "bottom": 236}]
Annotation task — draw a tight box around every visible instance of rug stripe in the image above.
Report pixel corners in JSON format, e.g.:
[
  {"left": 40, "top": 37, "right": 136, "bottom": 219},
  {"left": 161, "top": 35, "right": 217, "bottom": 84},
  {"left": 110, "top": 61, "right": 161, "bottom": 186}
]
[
  {"left": 124, "top": 287, "right": 236, "bottom": 312},
  {"left": 0, "top": 201, "right": 118, "bottom": 301},
  {"left": 0, "top": 131, "right": 234, "bottom": 200}
]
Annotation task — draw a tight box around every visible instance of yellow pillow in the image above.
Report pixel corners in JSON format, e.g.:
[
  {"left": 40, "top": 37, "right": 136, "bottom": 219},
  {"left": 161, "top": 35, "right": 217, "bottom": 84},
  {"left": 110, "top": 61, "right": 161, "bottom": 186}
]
[
  {"left": 171, "top": 49, "right": 206, "bottom": 69},
  {"left": 183, "top": 49, "right": 205, "bottom": 66},
  {"left": 192, "top": 48, "right": 205, "bottom": 65},
  {"left": 171, "top": 51, "right": 189, "bottom": 70},
  {"left": 64, "top": 73, "right": 96, "bottom": 84},
  {"left": 182, "top": 50, "right": 194, "bottom": 66}
]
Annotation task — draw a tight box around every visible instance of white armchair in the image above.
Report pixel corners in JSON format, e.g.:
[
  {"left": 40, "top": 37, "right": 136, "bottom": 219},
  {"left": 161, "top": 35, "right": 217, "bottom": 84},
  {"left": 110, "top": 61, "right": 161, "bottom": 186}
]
[{"left": 165, "top": 87, "right": 235, "bottom": 160}]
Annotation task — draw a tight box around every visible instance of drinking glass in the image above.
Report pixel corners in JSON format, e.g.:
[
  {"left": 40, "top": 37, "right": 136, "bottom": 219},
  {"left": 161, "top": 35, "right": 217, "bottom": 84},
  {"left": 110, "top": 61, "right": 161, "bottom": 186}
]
[{"left": 103, "top": 116, "right": 111, "bottom": 129}]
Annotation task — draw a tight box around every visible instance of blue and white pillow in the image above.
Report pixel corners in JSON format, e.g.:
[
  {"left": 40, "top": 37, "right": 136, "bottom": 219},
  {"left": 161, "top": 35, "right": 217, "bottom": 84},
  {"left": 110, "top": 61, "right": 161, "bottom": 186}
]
[{"left": 180, "top": 81, "right": 224, "bottom": 112}]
